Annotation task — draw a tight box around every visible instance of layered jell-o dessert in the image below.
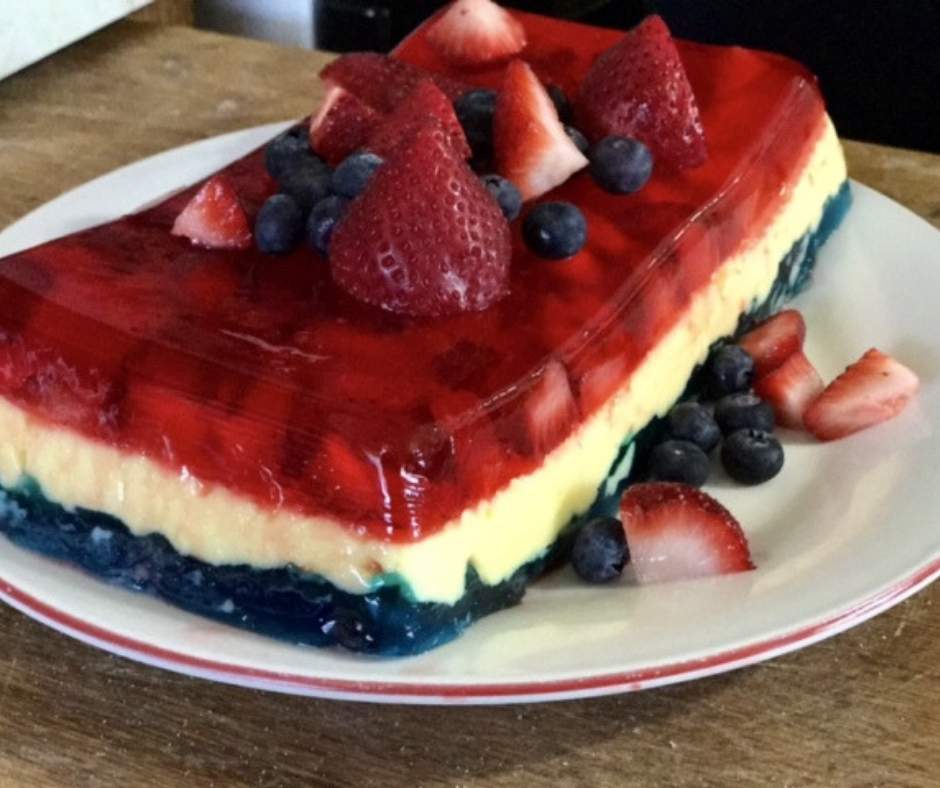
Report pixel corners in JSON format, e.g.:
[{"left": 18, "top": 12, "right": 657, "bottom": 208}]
[{"left": 0, "top": 3, "right": 850, "bottom": 654}]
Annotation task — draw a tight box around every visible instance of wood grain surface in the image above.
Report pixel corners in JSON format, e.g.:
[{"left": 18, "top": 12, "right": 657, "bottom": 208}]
[{"left": 0, "top": 22, "right": 938, "bottom": 788}]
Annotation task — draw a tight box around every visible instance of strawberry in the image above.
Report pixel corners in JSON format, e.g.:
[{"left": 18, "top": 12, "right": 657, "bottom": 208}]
[
  {"left": 754, "top": 350, "right": 824, "bottom": 429},
  {"left": 578, "top": 355, "right": 628, "bottom": 415},
  {"left": 739, "top": 309, "right": 807, "bottom": 378},
  {"left": 319, "top": 53, "right": 468, "bottom": 115},
  {"left": 803, "top": 348, "right": 920, "bottom": 441},
  {"left": 620, "top": 482, "right": 754, "bottom": 584},
  {"left": 575, "top": 15, "right": 707, "bottom": 169},
  {"left": 309, "top": 85, "right": 381, "bottom": 166},
  {"left": 493, "top": 60, "right": 588, "bottom": 201},
  {"left": 314, "top": 434, "right": 382, "bottom": 518},
  {"left": 366, "top": 80, "right": 471, "bottom": 160},
  {"left": 171, "top": 175, "right": 252, "bottom": 250},
  {"left": 522, "top": 358, "right": 579, "bottom": 455},
  {"left": 426, "top": 0, "right": 527, "bottom": 66},
  {"left": 330, "top": 124, "right": 511, "bottom": 317}
]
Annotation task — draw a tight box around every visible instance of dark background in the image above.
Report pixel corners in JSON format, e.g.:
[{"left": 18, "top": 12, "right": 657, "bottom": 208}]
[{"left": 315, "top": 0, "right": 940, "bottom": 154}]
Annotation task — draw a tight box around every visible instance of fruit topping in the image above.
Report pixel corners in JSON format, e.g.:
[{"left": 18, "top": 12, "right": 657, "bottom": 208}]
[
  {"left": 589, "top": 136, "right": 654, "bottom": 194},
  {"left": 320, "top": 53, "right": 467, "bottom": 114},
  {"left": 308, "top": 85, "right": 381, "bottom": 166},
  {"left": 331, "top": 151, "right": 385, "bottom": 199},
  {"left": 571, "top": 516, "right": 629, "bottom": 583},
  {"left": 721, "top": 428, "right": 784, "bottom": 484},
  {"left": 425, "top": 0, "right": 527, "bottom": 66},
  {"left": 648, "top": 439, "right": 710, "bottom": 487},
  {"left": 306, "top": 195, "right": 349, "bottom": 256},
  {"left": 575, "top": 15, "right": 707, "bottom": 169},
  {"left": 171, "top": 175, "right": 252, "bottom": 250},
  {"left": 714, "top": 392, "right": 775, "bottom": 434},
  {"left": 754, "top": 350, "right": 823, "bottom": 429},
  {"left": 454, "top": 88, "right": 498, "bottom": 164},
  {"left": 329, "top": 124, "right": 511, "bottom": 316},
  {"left": 255, "top": 194, "right": 304, "bottom": 255},
  {"left": 738, "top": 309, "right": 807, "bottom": 378},
  {"left": 620, "top": 482, "right": 753, "bottom": 584},
  {"left": 704, "top": 344, "right": 755, "bottom": 398},
  {"left": 279, "top": 163, "right": 332, "bottom": 211},
  {"left": 480, "top": 174, "right": 522, "bottom": 221},
  {"left": 523, "top": 202, "right": 587, "bottom": 259},
  {"left": 547, "top": 84, "right": 573, "bottom": 124},
  {"left": 564, "top": 125, "right": 590, "bottom": 156},
  {"left": 493, "top": 60, "right": 588, "bottom": 201},
  {"left": 667, "top": 401, "right": 720, "bottom": 453},
  {"left": 521, "top": 358, "right": 579, "bottom": 455},
  {"left": 803, "top": 348, "right": 920, "bottom": 441},
  {"left": 366, "top": 80, "right": 471, "bottom": 161},
  {"left": 264, "top": 124, "right": 318, "bottom": 182}
]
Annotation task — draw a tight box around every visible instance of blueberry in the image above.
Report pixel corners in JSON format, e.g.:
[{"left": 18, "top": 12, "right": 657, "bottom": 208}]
[
  {"left": 648, "top": 440, "right": 711, "bottom": 487},
  {"left": 564, "top": 125, "right": 591, "bottom": 156},
  {"left": 667, "top": 401, "right": 721, "bottom": 453},
  {"left": 255, "top": 194, "right": 304, "bottom": 255},
  {"left": 331, "top": 152, "right": 384, "bottom": 199},
  {"left": 480, "top": 174, "right": 522, "bottom": 221},
  {"left": 571, "top": 517, "right": 629, "bottom": 583},
  {"left": 522, "top": 202, "right": 587, "bottom": 259},
  {"left": 279, "top": 160, "right": 332, "bottom": 210},
  {"left": 589, "top": 136, "right": 654, "bottom": 194},
  {"left": 721, "top": 429, "right": 784, "bottom": 485},
  {"left": 705, "top": 345, "right": 755, "bottom": 398},
  {"left": 714, "top": 392, "right": 775, "bottom": 435},
  {"left": 454, "top": 89, "right": 497, "bottom": 159},
  {"left": 264, "top": 125, "right": 322, "bottom": 181},
  {"left": 306, "top": 195, "right": 349, "bottom": 256},
  {"left": 547, "top": 84, "right": 573, "bottom": 124}
]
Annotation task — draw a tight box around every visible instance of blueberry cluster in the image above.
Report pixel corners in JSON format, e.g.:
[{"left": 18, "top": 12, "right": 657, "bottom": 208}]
[
  {"left": 259, "top": 126, "right": 381, "bottom": 257},
  {"left": 650, "top": 344, "right": 785, "bottom": 487},
  {"left": 454, "top": 85, "right": 655, "bottom": 263}
]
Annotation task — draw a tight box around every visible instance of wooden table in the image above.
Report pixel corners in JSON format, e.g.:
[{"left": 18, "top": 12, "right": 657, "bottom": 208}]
[{"left": 1, "top": 21, "right": 939, "bottom": 788}]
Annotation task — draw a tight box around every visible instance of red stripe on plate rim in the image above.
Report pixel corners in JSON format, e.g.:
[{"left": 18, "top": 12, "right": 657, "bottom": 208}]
[{"left": 1, "top": 558, "right": 938, "bottom": 702}]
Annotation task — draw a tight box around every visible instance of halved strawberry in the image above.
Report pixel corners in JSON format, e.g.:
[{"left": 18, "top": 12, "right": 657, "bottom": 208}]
[
  {"left": 426, "top": 0, "right": 527, "bottom": 66},
  {"left": 620, "top": 482, "right": 754, "bottom": 584},
  {"left": 803, "top": 348, "right": 919, "bottom": 441},
  {"left": 754, "top": 350, "right": 824, "bottom": 429},
  {"left": 578, "top": 355, "right": 628, "bottom": 415},
  {"left": 522, "top": 358, "right": 579, "bottom": 455},
  {"left": 366, "top": 80, "right": 471, "bottom": 160},
  {"left": 739, "top": 310, "right": 807, "bottom": 378},
  {"left": 330, "top": 124, "right": 511, "bottom": 316},
  {"left": 493, "top": 60, "right": 588, "bottom": 200},
  {"left": 171, "top": 175, "right": 252, "bottom": 250},
  {"left": 320, "top": 53, "right": 468, "bottom": 114},
  {"left": 309, "top": 85, "right": 381, "bottom": 166},
  {"left": 575, "top": 15, "right": 707, "bottom": 169}
]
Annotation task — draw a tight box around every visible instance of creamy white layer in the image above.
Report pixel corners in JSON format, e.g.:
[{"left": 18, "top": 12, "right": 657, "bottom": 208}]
[{"left": 0, "top": 117, "right": 847, "bottom": 604}]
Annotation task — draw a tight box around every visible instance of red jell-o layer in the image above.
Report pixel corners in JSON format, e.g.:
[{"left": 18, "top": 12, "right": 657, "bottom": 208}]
[{"left": 0, "top": 12, "right": 827, "bottom": 542}]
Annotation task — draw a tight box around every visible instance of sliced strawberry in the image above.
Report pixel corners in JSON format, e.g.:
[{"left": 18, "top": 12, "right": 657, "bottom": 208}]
[
  {"left": 309, "top": 85, "right": 381, "bottom": 166},
  {"left": 171, "top": 175, "right": 252, "bottom": 250},
  {"left": 804, "top": 348, "right": 919, "bottom": 441},
  {"left": 426, "top": 0, "right": 527, "bottom": 66},
  {"left": 575, "top": 15, "right": 707, "bottom": 169},
  {"left": 314, "top": 434, "right": 383, "bottom": 518},
  {"left": 330, "top": 124, "right": 511, "bottom": 316},
  {"left": 320, "top": 53, "right": 468, "bottom": 114},
  {"left": 620, "top": 482, "right": 754, "bottom": 584},
  {"left": 366, "top": 80, "right": 471, "bottom": 160},
  {"left": 493, "top": 60, "right": 588, "bottom": 200},
  {"left": 754, "top": 350, "right": 823, "bottom": 429},
  {"left": 522, "top": 358, "right": 579, "bottom": 455},
  {"left": 739, "top": 310, "right": 807, "bottom": 378},
  {"left": 578, "top": 355, "right": 628, "bottom": 415}
]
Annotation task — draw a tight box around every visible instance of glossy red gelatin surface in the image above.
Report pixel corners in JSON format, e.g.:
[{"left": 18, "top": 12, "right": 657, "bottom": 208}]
[{"left": 0, "top": 12, "right": 827, "bottom": 542}]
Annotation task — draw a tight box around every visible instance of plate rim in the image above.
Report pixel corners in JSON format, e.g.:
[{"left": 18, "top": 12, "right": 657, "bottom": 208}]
[{"left": 1, "top": 127, "right": 938, "bottom": 704}]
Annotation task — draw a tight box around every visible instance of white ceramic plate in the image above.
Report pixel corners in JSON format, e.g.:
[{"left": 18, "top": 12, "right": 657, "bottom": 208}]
[{"left": 0, "top": 124, "right": 938, "bottom": 705}]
